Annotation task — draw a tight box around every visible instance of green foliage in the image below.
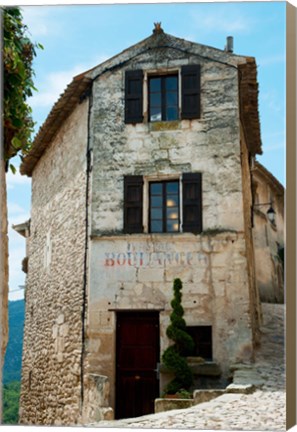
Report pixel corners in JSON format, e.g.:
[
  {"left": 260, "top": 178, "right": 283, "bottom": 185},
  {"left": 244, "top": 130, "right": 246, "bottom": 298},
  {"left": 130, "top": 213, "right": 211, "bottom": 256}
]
[
  {"left": 162, "top": 278, "right": 195, "bottom": 395},
  {"left": 3, "top": 6, "right": 42, "bottom": 167},
  {"left": 3, "top": 300, "right": 25, "bottom": 384},
  {"left": 2, "top": 381, "right": 21, "bottom": 424}
]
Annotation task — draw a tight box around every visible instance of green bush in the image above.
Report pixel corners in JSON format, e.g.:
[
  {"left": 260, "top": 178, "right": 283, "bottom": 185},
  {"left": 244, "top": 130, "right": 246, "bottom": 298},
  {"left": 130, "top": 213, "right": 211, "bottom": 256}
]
[
  {"left": 162, "top": 278, "right": 195, "bottom": 395},
  {"left": 2, "top": 381, "right": 21, "bottom": 424}
]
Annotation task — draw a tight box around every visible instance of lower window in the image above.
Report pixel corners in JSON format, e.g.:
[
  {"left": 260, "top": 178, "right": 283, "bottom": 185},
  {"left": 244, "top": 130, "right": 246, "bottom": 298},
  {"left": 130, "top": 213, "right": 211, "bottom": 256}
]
[
  {"left": 149, "top": 181, "right": 180, "bottom": 233},
  {"left": 186, "top": 326, "right": 212, "bottom": 360}
]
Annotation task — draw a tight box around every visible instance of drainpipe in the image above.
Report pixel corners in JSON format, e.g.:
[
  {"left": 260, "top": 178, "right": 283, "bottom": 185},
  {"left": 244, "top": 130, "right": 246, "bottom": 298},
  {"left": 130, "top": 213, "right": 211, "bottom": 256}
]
[{"left": 80, "top": 82, "right": 93, "bottom": 417}]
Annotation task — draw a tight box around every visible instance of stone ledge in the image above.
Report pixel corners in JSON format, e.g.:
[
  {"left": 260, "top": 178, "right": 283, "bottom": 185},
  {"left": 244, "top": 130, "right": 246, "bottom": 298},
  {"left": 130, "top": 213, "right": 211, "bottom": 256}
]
[{"left": 155, "top": 398, "right": 194, "bottom": 413}]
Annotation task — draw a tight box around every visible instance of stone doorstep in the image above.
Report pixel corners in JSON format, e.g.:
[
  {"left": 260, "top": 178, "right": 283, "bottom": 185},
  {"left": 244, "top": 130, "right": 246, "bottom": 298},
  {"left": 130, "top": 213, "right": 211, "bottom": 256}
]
[{"left": 193, "top": 383, "right": 256, "bottom": 406}]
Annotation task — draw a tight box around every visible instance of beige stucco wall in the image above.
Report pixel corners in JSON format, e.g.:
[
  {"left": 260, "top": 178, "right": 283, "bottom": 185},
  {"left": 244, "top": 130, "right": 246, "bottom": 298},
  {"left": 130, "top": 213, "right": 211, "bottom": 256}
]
[
  {"left": 252, "top": 167, "right": 284, "bottom": 303},
  {"left": 19, "top": 100, "right": 89, "bottom": 425}
]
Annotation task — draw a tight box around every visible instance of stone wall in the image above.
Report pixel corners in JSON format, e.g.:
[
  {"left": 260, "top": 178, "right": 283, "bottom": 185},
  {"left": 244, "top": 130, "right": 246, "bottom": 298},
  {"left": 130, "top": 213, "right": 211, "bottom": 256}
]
[
  {"left": 83, "top": 42, "right": 258, "bottom": 416},
  {"left": 87, "top": 233, "right": 254, "bottom": 410},
  {"left": 19, "top": 100, "right": 89, "bottom": 425},
  {"left": 89, "top": 47, "right": 246, "bottom": 235}
]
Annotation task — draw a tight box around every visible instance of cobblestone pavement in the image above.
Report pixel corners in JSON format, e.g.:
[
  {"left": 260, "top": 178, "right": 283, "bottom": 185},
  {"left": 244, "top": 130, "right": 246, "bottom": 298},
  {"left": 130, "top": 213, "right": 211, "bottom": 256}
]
[{"left": 90, "top": 303, "right": 285, "bottom": 430}]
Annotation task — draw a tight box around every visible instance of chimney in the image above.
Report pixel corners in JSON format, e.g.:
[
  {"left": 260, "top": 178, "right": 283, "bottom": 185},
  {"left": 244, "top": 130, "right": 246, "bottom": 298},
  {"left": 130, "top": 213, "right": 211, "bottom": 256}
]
[{"left": 225, "top": 36, "right": 234, "bottom": 53}]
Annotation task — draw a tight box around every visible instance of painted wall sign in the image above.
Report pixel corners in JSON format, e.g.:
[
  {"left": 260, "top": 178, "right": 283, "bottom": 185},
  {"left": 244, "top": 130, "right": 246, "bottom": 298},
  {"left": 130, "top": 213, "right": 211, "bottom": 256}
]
[{"left": 104, "top": 251, "right": 208, "bottom": 268}]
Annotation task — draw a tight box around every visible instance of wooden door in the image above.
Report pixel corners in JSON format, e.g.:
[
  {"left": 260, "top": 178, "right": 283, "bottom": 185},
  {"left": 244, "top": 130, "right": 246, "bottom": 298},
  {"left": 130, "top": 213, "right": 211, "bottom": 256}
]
[{"left": 116, "top": 311, "right": 160, "bottom": 419}]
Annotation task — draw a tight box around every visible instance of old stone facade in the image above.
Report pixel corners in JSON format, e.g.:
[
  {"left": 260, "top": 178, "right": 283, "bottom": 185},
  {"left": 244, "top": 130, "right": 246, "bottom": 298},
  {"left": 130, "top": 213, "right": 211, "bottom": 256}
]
[
  {"left": 18, "top": 27, "right": 272, "bottom": 425},
  {"left": 252, "top": 162, "right": 284, "bottom": 303}
]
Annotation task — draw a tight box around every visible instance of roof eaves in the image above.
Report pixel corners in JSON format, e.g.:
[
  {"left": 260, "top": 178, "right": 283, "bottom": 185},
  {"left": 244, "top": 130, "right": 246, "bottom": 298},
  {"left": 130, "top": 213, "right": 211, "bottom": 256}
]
[
  {"left": 238, "top": 57, "right": 262, "bottom": 156},
  {"left": 20, "top": 74, "right": 92, "bottom": 177}
]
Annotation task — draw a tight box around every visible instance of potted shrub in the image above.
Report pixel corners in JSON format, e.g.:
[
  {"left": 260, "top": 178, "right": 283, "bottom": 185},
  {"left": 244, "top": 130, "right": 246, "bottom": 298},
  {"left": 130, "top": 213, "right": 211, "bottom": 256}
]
[{"left": 162, "top": 278, "right": 195, "bottom": 396}]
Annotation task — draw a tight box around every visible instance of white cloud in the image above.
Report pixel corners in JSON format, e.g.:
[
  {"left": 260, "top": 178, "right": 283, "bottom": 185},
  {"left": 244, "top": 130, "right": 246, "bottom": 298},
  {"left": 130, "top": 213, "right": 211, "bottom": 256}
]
[
  {"left": 258, "top": 54, "right": 285, "bottom": 67},
  {"left": 190, "top": 8, "right": 250, "bottom": 34},
  {"left": 21, "top": 6, "right": 60, "bottom": 38},
  {"left": 6, "top": 170, "right": 31, "bottom": 190},
  {"left": 30, "top": 54, "right": 108, "bottom": 109}
]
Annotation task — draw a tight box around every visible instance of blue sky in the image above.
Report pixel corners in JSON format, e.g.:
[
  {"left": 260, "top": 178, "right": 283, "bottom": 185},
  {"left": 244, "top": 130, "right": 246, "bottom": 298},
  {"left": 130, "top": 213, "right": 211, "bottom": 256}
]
[{"left": 7, "top": 1, "right": 286, "bottom": 300}]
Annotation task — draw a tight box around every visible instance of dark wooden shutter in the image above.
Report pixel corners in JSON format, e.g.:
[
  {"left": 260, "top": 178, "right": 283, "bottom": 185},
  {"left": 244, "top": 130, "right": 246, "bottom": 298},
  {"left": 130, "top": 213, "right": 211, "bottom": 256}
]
[
  {"left": 181, "top": 65, "right": 201, "bottom": 119},
  {"left": 124, "top": 176, "right": 143, "bottom": 233},
  {"left": 182, "top": 173, "right": 202, "bottom": 233},
  {"left": 125, "top": 70, "right": 144, "bottom": 124}
]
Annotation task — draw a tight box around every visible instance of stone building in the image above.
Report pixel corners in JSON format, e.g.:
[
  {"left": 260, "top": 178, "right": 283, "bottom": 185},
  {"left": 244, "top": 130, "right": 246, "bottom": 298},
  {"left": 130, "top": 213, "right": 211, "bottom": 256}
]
[
  {"left": 252, "top": 162, "right": 284, "bottom": 303},
  {"left": 17, "top": 25, "right": 278, "bottom": 425}
]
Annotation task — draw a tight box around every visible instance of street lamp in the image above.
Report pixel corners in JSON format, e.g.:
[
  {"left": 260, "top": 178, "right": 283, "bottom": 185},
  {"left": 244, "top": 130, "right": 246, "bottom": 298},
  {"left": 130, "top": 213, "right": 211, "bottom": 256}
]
[{"left": 254, "top": 202, "right": 276, "bottom": 225}]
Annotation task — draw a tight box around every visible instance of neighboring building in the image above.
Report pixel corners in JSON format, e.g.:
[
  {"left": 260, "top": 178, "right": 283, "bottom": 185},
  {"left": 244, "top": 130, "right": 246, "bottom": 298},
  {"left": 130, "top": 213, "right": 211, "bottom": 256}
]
[
  {"left": 17, "top": 25, "right": 277, "bottom": 425},
  {"left": 252, "top": 162, "right": 284, "bottom": 303}
]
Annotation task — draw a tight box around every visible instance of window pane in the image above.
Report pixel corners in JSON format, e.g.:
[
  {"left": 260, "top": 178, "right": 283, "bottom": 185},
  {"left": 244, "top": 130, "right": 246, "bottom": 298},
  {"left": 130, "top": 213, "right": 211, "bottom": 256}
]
[
  {"left": 151, "top": 195, "right": 162, "bottom": 207},
  {"left": 151, "top": 183, "right": 162, "bottom": 195},
  {"left": 150, "top": 78, "right": 161, "bottom": 92},
  {"left": 165, "top": 76, "right": 178, "bottom": 90},
  {"left": 151, "top": 208, "right": 163, "bottom": 219},
  {"left": 150, "top": 93, "right": 161, "bottom": 107},
  {"left": 167, "top": 220, "right": 179, "bottom": 232},
  {"left": 166, "top": 92, "right": 178, "bottom": 107},
  {"left": 151, "top": 220, "right": 163, "bottom": 233},
  {"left": 167, "top": 207, "right": 179, "bottom": 219},
  {"left": 166, "top": 107, "right": 178, "bottom": 121},
  {"left": 166, "top": 182, "right": 179, "bottom": 194},
  {"left": 150, "top": 108, "right": 162, "bottom": 122},
  {"left": 167, "top": 196, "right": 178, "bottom": 207}
]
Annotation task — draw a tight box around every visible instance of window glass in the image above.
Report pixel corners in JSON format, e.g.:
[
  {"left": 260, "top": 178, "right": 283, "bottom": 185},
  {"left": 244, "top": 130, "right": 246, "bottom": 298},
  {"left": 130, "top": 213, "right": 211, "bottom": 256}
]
[
  {"left": 150, "top": 109, "right": 162, "bottom": 122},
  {"left": 151, "top": 195, "right": 162, "bottom": 207},
  {"left": 150, "top": 181, "right": 179, "bottom": 233},
  {"left": 151, "top": 183, "right": 162, "bottom": 195},
  {"left": 150, "top": 78, "right": 161, "bottom": 92},
  {"left": 165, "top": 76, "right": 178, "bottom": 90},
  {"left": 150, "top": 93, "right": 162, "bottom": 107},
  {"left": 151, "top": 221, "right": 163, "bottom": 232},
  {"left": 149, "top": 74, "right": 178, "bottom": 122},
  {"left": 167, "top": 220, "right": 179, "bottom": 232}
]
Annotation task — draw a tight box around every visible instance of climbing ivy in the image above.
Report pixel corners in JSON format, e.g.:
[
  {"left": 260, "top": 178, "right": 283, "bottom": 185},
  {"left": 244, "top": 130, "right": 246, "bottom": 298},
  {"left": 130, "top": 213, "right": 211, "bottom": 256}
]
[
  {"left": 3, "top": 7, "right": 43, "bottom": 170},
  {"left": 162, "top": 278, "right": 195, "bottom": 395}
]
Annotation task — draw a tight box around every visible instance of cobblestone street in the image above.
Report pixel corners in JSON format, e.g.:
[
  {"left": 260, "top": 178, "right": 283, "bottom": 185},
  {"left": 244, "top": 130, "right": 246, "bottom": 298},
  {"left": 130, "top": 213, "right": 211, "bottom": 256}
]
[{"left": 89, "top": 303, "right": 285, "bottom": 430}]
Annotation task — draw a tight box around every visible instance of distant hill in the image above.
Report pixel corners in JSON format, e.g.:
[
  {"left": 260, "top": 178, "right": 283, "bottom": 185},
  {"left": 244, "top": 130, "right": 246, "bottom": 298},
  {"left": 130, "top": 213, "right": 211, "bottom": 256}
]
[{"left": 3, "top": 299, "right": 25, "bottom": 384}]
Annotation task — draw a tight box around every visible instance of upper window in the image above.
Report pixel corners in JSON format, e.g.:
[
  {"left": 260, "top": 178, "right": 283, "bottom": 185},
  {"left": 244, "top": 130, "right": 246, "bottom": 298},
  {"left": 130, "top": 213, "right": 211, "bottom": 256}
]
[
  {"left": 125, "top": 65, "right": 201, "bottom": 124},
  {"left": 124, "top": 173, "right": 202, "bottom": 234},
  {"left": 149, "top": 75, "right": 178, "bottom": 122},
  {"left": 149, "top": 181, "right": 179, "bottom": 232}
]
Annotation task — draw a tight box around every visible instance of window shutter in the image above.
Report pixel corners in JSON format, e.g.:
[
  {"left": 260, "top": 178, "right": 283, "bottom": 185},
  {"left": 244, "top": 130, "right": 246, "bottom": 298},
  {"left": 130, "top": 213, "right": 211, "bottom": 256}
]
[
  {"left": 181, "top": 65, "right": 201, "bottom": 119},
  {"left": 125, "top": 70, "right": 144, "bottom": 124},
  {"left": 124, "top": 176, "right": 143, "bottom": 233},
  {"left": 182, "top": 173, "right": 202, "bottom": 233}
]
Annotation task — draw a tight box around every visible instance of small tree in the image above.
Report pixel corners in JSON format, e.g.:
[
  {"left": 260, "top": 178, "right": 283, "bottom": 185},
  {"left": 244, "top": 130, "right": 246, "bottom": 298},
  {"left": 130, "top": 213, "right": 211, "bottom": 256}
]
[{"left": 162, "top": 278, "right": 195, "bottom": 395}]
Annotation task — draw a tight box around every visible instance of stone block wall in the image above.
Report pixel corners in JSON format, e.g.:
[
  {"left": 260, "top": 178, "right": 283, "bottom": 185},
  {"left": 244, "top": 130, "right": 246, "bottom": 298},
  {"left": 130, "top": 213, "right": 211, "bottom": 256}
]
[
  {"left": 89, "top": 44, "right": 247, "bottom": 236},
  {"left": 87, "top": 233, "right": 254, "bottom": 409},
  {"left": 19, "top": 100, "right": 89, "bottom": 425}
]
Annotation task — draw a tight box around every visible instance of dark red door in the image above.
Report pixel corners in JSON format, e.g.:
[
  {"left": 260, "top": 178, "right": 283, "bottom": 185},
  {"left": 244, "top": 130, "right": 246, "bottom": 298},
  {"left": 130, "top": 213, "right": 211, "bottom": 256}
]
[{"left": 116, "top": 311, "right": 160, "bottom": 419}]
